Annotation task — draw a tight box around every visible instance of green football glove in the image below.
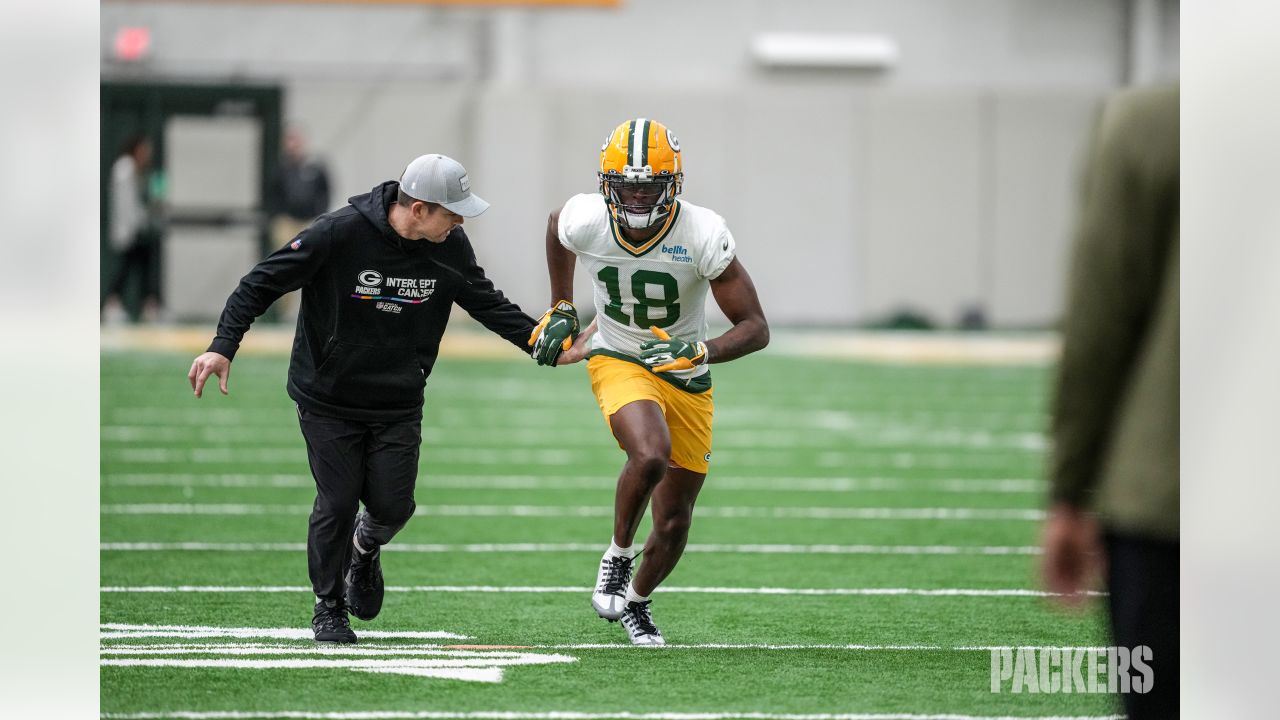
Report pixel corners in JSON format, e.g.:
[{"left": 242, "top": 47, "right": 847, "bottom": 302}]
[
  {"left": 528, "top": 300, "right": 579, "bottom": 366},
  {"left": 640, "top": 326, "right": 707, "bottom": 373}
]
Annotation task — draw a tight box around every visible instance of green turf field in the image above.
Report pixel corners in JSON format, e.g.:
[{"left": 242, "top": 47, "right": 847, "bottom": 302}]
[{"left": 101, "top": 348, "right": 1121, "bottom": 719}]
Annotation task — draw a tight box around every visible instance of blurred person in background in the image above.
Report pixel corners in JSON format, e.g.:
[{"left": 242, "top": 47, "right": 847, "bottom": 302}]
[
  {"left": 186, "top": 154, "right": 585, "bottom": 643},
  {"left": 268, "top": 125, "right": 332, "bottom": 319},
  {"left": 103, "top": 132, "right": 165, "bottom": 323},
  {"left": 269, "top": 124, "right": 331, "bottom": 251},
  {"left": 529, "top": 118, "right": 769, "bottom": 645},
  {"left": 1041, "top": 85, "right": 1178, "bottom": 719}
]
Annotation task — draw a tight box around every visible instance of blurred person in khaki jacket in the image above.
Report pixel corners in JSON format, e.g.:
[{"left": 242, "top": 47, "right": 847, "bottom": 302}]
[{"left": 1042, "top": 84, "right": 1178, "bottom": 720}]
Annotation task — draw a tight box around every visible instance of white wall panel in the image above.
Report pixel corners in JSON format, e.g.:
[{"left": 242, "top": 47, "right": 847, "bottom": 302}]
[
  {"left": 988, "top": 93, "right": 1100, "bottom": 326},
  {"left": 861, "top": 93, "right": 984, "bottom": 325},
  {"left": 163, "top": 227, "right": 259, "bottom": 322},
  {"left": 721, "top": 90, "right": 863, "bottom": 324},
  {"left": 165, "top": 116, "right": 260, "bottom": 209}
]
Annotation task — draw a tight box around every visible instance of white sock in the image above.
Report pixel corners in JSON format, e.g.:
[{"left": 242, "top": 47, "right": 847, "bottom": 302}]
[
  {"left": 608, "top": 539, "right": 638, "bottom": 559},
  {"left": 624, "top": 582, "right": 649, "bottom": 605}
]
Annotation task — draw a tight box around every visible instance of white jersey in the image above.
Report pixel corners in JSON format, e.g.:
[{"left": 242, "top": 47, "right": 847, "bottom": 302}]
[{"left": 558, "top": 193, "right": 736, "bottom": 386}]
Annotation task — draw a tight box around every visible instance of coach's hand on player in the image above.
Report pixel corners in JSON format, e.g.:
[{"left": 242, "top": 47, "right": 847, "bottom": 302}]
[
  {"left": 556, "top": 318, "right": 598, "bottom": 366},
  {"left": 641, "top": 326, "right": 706, "bottom": 373},
  {"left": 528, "top": 299, "right": 579, "bottom": 366},
  {"left": 188, "top": 351, "right": 232, "bottom": 398}
]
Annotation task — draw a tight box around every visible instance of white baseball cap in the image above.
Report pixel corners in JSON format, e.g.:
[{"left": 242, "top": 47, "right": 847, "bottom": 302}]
[{"left": 398, "top": 154, "right": 490, "bottom": 217}]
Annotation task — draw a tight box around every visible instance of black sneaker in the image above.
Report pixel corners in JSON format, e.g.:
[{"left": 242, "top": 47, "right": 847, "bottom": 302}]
[
  {"left": 620, "top": 600, "right": 665, "bottom": 645},
  {"left": 591, "top": 553, "right": 634, "bottom": 621},
  {"left": 345, "top": 539, "right": 384, "bottom": 621},
  {"left": 312, "top": 599, "right": 357, "bottom": 643}
]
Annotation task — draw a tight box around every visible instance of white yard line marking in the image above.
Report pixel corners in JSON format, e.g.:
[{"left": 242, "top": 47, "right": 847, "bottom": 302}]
[
  {"left": 99, "top": 711, "right": 1124, "bottom": 720},
  {"left": 100, "top": 641, "right": 1115, "bottom": 653},
  {"left": 102, "top": 448, "right": 1037, "bottom": 468},
  {"left": 101, "top": 585, "right": 336, "bottom": 593},
  {"left": 100, "top": 503, "right": 1045, "bottom": 521},
  {"left": 102, "top": 406, "right": 1046, "bottom": 427},
  {"left": 97, "top": 625, "right": 573, "bottom": 684},
  {"left": 100, "top": 474, "right": 1045, "bottom": 494},
  {"left": 100, "top": 542, "right": 1042, "bottom": 556},
  {"left": 99, "top": 655, "right": 574, "bottom": 683},
  {"left": 101, "top": 647, "right": 544, "bottom": 656},
  {"left": 100, "top": 585, "right": 1097, "bottom": 598},
  {"left": 98, "top": 624, "right": 470, "bottom": 640},
  {"left": 103, "top": 448, "right": 596, "bottom": 465},
  {"left": 525, "top": 644, "right": 1116, "bottom": 651},
  {"left": 100, "top": 425, "right": 1046, "bottom": 453},
  {"left": 104, "top": 473, "right": 317, "bottom": 488}
]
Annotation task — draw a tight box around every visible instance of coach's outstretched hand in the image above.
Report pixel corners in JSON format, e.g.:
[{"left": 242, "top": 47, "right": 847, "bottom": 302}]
[
  {"left": 640, "top": 326, "right": 706, "bottom": 373},
  {"left": 188, "top": 351, "right": 232, "bottom": 398}
]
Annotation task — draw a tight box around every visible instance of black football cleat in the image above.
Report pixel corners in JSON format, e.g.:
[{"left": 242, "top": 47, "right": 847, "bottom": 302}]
[
  {"left": 312, "top": 599, "right": 357, "bottom": 643},
  {"left": 345, "top": 538, "right": 384, "bottom": 621}
]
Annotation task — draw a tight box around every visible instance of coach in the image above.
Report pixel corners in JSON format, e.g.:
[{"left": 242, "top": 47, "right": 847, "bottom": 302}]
[
  {"left": 1042, "top": 86, "right": 1179, "bottom": 719},
  {"left": 188, "top": 154, "right": 536, "bottom": 643}
]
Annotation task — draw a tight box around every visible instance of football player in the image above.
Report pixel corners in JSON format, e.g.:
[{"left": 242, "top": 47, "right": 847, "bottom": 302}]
[{"left": 529, "top": 118, "right": 769, "bottom": 644}]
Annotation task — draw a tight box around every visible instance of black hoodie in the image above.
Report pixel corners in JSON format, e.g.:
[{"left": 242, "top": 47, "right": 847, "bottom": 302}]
[{"left": 208, "top": 181, "right": 536, "bottom": 421}]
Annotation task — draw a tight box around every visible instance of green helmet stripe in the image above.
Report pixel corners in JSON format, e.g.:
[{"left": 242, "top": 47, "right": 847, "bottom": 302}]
[
  {"left": 626, "top": 119, "right": 638, "bottom": 167},
  {"left": 636, "top": 118, "right": 650, "bottom": 168}
]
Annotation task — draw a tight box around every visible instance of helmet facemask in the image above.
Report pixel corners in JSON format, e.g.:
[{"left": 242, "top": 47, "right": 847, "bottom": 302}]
[{"left": 599, "top": 173, "right": 680, "bottom": 230}]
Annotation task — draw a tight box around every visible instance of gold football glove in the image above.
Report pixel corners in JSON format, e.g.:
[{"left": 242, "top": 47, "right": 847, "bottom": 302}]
[
  {"left": 528, "top": 300, "right": 579, "bottom": 366},
  {"left": 639, "top": 326, "right": 706, "bottom": 373}
]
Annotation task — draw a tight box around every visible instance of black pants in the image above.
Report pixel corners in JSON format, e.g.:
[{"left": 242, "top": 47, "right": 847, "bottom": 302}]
[
  {"left": 1105, "top": 529, "right": 1179, "bottom": 720},
  {"left": 297, "top": 406, "right": 421, "bottom": 601},
  {"left": 105, "top": 235, "right": 162, "bottom": 302}
]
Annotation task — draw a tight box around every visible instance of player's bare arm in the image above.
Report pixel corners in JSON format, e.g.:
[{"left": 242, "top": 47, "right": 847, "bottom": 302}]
[
  {"left": 705, "top": 257, "right": 769, "bottom": 363},
  {"left": 528, "top": 208, "right": 581, "bottom": 365},
  {"left": 537, "top": 204, "right": 595, "bottom": 367},
  {"left": 545, "top": 208, "right": 576, "bottom": 302}
]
